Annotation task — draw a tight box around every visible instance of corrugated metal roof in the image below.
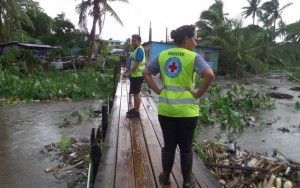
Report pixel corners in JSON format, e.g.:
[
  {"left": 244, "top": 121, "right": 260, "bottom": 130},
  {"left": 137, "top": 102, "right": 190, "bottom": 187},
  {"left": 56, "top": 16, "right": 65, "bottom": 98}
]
[
  {"left": 18, "top": 43, "right": 53, "bottom": 48},
  {"left": 106, "top": 40, "right": 124, "bottom": 43},
  {"left": 0, "top": 41, "right": 53, "bottom": 48}
]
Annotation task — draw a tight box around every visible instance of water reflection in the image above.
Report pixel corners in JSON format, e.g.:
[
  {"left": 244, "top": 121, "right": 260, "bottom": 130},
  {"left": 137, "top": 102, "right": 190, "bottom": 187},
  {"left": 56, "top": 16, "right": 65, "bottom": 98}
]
[{"left": 0, "top": 100, "right": 103, "bottom": 188}]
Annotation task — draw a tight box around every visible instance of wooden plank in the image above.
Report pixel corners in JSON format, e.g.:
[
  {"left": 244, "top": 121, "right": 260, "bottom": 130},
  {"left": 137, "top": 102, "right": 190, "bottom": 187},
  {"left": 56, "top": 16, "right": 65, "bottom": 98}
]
[
  {"left": 130, "top": 117, "right": 156, "bottom": 187},
  {"left": 192, "top": 153, "right": 222, "bottom": 188},
  {"left": 115, "top": 78, "right": 135, "bottom": 187},
  {"left": 93, "top": 80, "right": 123, "bottom": 188},
  {"left": 96, "top": 76, "right": 220, "bottom": 188},
  {"left": 143, "top": 95, "right": 221, "bottom": 188},
  {"left": 139, "top": 107, "right": 179, "bottom": 188},
  {"left": 141, "top": 96, "right": 183, "bottom": 187}
]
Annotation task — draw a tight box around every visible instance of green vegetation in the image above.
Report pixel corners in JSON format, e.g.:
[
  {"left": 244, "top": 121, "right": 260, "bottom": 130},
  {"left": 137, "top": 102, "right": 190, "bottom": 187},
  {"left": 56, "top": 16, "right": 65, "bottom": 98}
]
[
  {"left": 59, "top": 133, "right": 70, "bottom": 152},
  {"left": 1, "top": 0, "right": 299, "bottom": 79},
  {"left": 295, "top": 101, "right": 300, "bottom": 110},
  {"left": 277, "top": 127, "right": 290, "bottom": 133},
  {"left": 0, "top": 47, "right": 115, "bottom": 103},
  {"left": 199, "top": 83, "right": 274, "bottom": 132},
  {"left": 88, "top": 105, "right": 95, "bottom": 118},
  {"left": 76, "top": 0, "right": 128, "bottom": 65},
  {"left": 71, "top": 110, "right": 84, "bottom": 122},
  {"left": 0, "top": 68, "right": 114, "bottom": 102},
  {"left": 196, "top": 0, "right": 300, "bottom": 78},
  {"left": 59, "top": 118, "right": 71, "bottom": 128}
]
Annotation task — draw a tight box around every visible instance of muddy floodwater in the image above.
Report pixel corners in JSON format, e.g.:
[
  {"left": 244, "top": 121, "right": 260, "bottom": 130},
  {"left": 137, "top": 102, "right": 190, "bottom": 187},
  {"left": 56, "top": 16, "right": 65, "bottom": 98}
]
[
  {"left": 151, "top": 75, "right": 300, "bottom": 163},
  {"left": 0, "top": 99, "right": 103, "bottom": 188},
  {"left": 198, "top": 77, "right": 300, "bottom": 163},
  {"left": 0, "top": 76, "right": 299, "bottom": 187}
]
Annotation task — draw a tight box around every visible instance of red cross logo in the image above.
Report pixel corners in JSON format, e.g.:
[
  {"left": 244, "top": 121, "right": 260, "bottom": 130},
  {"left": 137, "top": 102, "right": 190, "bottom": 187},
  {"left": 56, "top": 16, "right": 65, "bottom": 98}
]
[{"left": 168, "top": 62, "right": 178, "bottom": 73}]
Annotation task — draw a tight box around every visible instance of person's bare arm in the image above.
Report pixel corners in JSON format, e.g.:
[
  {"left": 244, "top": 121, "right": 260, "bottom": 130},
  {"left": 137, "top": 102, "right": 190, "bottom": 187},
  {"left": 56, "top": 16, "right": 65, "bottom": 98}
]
[
  {"left": 192, "top": 68, "right": 215, "bottom": 98},
  {"left": 142, "top": 67, "right": 162, "bottom": 95}
]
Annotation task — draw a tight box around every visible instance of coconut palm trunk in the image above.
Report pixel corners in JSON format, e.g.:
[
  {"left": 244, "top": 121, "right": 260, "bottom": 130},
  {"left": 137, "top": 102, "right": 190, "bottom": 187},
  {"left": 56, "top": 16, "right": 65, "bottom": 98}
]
[{"left": 87, "top": 0, "right": 101, "bottom": 67}]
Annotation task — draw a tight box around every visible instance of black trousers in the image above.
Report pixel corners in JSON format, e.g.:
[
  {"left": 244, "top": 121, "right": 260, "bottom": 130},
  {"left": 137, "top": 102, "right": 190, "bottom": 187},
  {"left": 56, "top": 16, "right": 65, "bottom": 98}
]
[{"left": 158, "top": 115, "right": 198, "bottom": 154}]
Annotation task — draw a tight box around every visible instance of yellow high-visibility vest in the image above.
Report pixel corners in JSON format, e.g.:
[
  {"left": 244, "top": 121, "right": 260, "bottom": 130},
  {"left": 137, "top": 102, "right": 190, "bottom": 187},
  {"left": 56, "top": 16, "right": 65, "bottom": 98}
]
[
  {"left": 158, "top": 48, "right": 199, "bottom": 117},
  {"left": 130, "top": 46, "right": 145, "bottom": 77}
]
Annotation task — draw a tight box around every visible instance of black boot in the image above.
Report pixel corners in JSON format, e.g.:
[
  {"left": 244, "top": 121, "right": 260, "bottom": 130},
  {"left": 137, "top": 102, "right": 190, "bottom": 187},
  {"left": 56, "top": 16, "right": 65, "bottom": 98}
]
[
  {"left": 181, "top": 152, "right": 196, "bottom": 188},
  {"left": 159, "top": 148, "right": 175, "bottom": 186}
]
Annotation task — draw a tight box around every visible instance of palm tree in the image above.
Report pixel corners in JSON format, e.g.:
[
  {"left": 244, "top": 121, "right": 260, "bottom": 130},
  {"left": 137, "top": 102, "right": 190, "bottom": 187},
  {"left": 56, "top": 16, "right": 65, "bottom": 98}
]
[
  {"left": 195, "top": 0, "right": 229, "bottom": 41},
  {"left": 260, "top": 0, "right": 292, "bottom": 31},
  {"left": 196, "top": 0, "right": 270, "bottom": 76},
  {"left": 284, "top": 21, "right": 300, "bottom": 43},
  {"left": 241, "top": 0, "right": 262, "bottom": 25},
  {"left": 0, "top": 0, "right": 34, "bottom": 43},
  {"left": 76, "top": 0, "right": 128, "bottom": 66}
]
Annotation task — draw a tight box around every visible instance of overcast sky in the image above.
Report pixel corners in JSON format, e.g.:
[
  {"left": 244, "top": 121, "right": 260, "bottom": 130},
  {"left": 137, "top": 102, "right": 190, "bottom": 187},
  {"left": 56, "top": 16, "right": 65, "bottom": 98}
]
[{"left": 37, "top": 0, "right": 299, "bottom": 42}]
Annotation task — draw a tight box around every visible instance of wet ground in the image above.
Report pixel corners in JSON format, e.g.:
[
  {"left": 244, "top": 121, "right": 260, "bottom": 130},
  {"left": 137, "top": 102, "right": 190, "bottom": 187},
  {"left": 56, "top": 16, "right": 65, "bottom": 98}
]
[
  {"left": 0, "top": 99, "right": 103, "bottom": 188},
  {"left": 150, "top": 75, "right": 300, "bottom": 163}
]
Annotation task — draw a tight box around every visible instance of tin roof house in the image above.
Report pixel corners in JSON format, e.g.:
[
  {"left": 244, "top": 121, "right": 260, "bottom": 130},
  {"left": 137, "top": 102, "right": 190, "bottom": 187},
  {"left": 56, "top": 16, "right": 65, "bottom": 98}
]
[
  {"left": 106, "top": 39, "right": 124, "bottom": 47},
  {"left": 0, "top": 41, "right": 54, "bottom": 61}
]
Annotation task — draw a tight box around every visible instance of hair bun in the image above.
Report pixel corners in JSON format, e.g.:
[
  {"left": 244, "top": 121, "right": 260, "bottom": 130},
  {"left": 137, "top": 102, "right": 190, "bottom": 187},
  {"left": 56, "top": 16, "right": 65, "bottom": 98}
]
[{"left": 170, "top": 30, "right": 176, "bottom": 39}]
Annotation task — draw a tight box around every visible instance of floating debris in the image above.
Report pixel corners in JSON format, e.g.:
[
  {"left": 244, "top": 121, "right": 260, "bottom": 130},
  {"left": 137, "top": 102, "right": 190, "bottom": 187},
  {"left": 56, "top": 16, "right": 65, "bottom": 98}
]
[
  {"left": 195, "top": 140, "right": 300, "bottom": 187},
  {"left": 267, "top": 92, "right": 293, "bottom": 99},
  {"left": 41, "top": 137, "right": 90, "bottom": 185},
  {"left": 290, "top": 87, "right": 300, "bottom": 91}
]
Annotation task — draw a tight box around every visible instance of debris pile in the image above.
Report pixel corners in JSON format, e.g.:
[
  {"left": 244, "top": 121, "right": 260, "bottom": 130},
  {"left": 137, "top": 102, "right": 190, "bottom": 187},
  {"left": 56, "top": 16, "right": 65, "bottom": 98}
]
[
  {"left": 40, "top": 137, "right": 90, "bottom": 186},
  {"left": 195, "top": 140, "right": 300, "bottom": 187}
]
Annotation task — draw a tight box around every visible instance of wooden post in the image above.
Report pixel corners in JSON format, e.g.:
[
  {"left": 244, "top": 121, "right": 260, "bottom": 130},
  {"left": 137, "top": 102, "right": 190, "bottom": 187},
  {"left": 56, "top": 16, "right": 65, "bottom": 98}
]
[
  {"left": 113, "top": 65, "right": 118, "bottom": 99},
  {"left": 90, "top": 127, "right": 102, "bottom": 184},
  {"left": 102, "top": 105, "right": 108, "bottom": 140},
  {"left": 108, "top": 100, "right": 113, "bottom": 114}
]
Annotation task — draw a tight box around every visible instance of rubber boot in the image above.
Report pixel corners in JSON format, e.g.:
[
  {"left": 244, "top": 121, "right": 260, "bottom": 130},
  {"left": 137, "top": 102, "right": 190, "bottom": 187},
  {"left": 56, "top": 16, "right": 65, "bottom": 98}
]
[
  {"left": 181, "top": 152, "right": 196, "bottom": 188},
  {"left": 159, "top": 148, "right": 175, "bottom": 187}
]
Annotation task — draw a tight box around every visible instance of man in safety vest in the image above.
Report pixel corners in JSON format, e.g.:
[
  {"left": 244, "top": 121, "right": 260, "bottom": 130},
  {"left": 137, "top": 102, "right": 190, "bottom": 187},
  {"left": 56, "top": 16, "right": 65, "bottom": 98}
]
[{"left": 123, "top": 34, "right": 145, "bottom": 118}]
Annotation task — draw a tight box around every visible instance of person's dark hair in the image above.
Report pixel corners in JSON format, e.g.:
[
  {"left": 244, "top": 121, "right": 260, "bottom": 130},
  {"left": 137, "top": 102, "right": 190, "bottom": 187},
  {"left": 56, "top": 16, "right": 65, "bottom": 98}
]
[
  {"left": 170, "top": 25, "right": 195, "bottom": 45},
  {"left": 132, "top": 34, "right": 141, "bottom": 42}
]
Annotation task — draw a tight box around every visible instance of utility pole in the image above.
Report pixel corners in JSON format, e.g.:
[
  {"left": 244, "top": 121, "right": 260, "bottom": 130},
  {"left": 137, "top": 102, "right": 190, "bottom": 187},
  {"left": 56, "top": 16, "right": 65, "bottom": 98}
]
[
  {"left": 149, "top": 22, "right": 152, "bottom": 42},
  {"left": 166, "top": 27, "right": 168, "bottom": 42}
]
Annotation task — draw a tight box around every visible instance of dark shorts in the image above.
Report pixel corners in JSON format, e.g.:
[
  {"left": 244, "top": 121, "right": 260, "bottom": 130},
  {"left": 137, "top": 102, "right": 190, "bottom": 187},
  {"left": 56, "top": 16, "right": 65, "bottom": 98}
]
[{"left": 129, "top": 76, "right": 144, "bottom": 94}]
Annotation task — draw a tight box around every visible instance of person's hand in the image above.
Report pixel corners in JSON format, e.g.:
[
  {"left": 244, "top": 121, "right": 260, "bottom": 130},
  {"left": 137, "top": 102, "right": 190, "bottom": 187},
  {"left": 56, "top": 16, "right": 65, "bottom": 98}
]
[
  {"left": 123, "top": 72, "right": 129, "bottom": 77},
  {"left": 157, "top": 87, "right": 164, "bottom": 95}
]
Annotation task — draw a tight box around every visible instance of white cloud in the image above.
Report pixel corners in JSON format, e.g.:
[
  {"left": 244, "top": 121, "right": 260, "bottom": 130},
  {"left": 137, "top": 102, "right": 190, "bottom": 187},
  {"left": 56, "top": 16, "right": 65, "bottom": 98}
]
[{"left": 37, "top": 0, "right": 299, "bottom": 42}]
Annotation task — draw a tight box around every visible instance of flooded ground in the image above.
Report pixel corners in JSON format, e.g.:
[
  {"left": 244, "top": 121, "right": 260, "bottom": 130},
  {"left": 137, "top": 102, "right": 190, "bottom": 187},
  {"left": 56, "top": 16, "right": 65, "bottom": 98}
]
[
  {"left": 0, "top": 99, "right": 103, "bottom": 188},
  {"left": 150, "top": 75, "right": 300, "bottom": 163},
  {"left": 198, "top": 76, "right": 300, "bottom": 163},
  {"left": 0, "top": 75, "right": 299, "bottom": 188}
]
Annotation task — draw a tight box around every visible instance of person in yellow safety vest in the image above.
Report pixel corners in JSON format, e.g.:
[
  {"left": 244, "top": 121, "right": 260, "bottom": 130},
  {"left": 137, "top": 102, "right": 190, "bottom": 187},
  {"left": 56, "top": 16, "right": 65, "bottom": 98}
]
[
  {"left": 142, "top": 25, "right": 215, "bottom": 188},
  {"left": 123, "top": 34, "right": 146, "bottom": 118}
]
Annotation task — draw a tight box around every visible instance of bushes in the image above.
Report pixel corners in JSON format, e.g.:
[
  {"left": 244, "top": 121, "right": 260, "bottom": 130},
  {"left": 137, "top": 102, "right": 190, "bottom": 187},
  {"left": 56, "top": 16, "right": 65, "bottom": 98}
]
[{"left": 0, "top": 48, "right": 42, "bottom": 73}]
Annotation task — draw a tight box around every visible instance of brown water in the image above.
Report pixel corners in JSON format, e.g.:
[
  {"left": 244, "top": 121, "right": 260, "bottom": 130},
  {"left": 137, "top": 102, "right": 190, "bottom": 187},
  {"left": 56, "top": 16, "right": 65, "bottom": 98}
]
[
  {"left": 0, "top": 99, "right": 103, "bottom": 188},
  {"left": 0, "top": 76, "right": 299, "bottom": 188},
  {"left": 150, "top": 75, "right": 300, "bottom": 163}
]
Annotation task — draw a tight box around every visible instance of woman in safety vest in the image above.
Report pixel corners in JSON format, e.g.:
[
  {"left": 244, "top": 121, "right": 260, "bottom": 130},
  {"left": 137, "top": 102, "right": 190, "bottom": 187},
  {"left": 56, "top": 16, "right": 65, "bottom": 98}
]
[{"left": 142, "top": 25, "right": 214, "bottom": 188}]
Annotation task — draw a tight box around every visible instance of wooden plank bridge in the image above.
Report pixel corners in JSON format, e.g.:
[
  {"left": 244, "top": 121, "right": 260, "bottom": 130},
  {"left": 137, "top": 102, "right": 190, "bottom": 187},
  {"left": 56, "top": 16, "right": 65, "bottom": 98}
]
[{"left": 93, "top": 75, "right": 221, "bottom": 188}]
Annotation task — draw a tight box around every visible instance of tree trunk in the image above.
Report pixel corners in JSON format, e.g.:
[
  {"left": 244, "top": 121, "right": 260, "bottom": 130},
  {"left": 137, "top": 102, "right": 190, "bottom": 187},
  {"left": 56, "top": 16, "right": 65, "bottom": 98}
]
[
  {"left": 87, "top": 0, "right": 100, "bottom": 67},
  {"left": 87, "top": 18, "right": 97, "bottom": 67}
]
